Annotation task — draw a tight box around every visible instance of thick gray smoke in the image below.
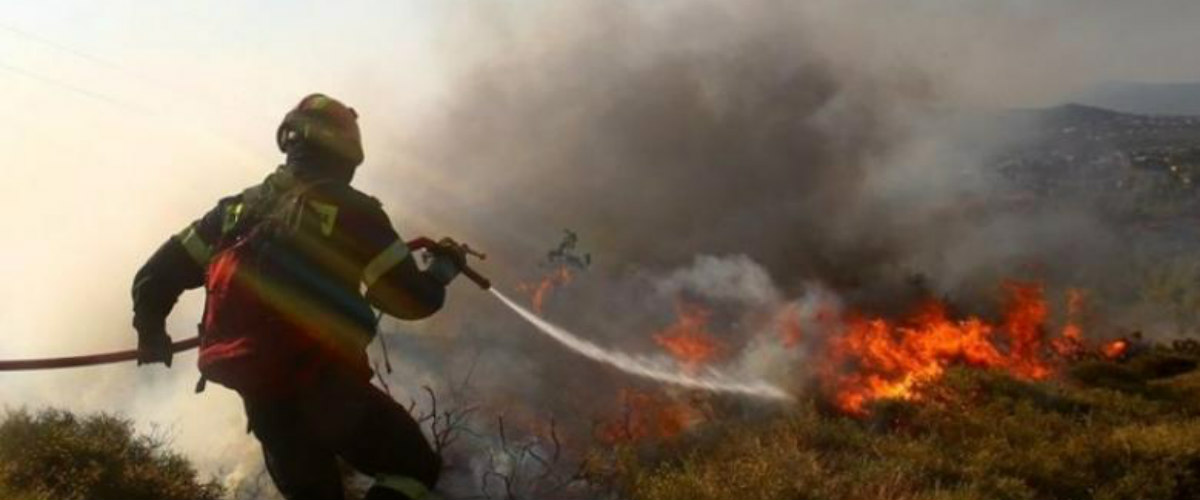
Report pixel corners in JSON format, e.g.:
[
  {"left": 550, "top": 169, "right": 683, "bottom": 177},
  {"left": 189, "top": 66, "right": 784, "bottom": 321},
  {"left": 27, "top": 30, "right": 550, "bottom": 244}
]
[
  {"left": 412, "top": 3, "right": 923, "bottom": 293},
  {"left": 390, "top": 0, "right": 1150, "bottom": 317}
]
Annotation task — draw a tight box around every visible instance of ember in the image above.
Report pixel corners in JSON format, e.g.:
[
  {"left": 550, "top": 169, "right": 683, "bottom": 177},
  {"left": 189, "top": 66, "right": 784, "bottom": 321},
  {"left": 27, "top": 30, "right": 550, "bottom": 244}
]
[{"left": 1101, "top": 339, "right": 1129, "bottom": 360}]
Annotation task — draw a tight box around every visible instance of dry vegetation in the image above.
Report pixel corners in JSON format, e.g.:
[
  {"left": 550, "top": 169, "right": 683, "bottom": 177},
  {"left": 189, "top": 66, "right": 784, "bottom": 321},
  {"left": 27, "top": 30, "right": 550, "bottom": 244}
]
[
  {"left": 0, "top": 409, "right": 222, "bottom": 500},
  {"left": 595, "top": 350, "right": 1200, "bottom": 500}
]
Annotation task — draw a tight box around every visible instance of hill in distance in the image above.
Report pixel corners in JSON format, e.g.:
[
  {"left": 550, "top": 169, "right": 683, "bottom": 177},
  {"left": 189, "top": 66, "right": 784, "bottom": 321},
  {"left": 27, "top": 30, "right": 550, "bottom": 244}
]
[{"left": 1073, "top": 81, "right": 1200, "bottom": 116}]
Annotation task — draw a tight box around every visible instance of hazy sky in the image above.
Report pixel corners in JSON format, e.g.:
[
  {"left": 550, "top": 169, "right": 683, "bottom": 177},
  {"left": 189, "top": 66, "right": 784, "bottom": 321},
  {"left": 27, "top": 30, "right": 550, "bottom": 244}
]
[{"left": 1, "top": 0, "right": 1199, "bottom": 492}]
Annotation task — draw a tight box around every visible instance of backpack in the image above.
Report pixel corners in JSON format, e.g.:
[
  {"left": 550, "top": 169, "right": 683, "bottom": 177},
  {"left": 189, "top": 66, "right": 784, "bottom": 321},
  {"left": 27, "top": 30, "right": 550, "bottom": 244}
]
[{"left": 197, "top": 176, "right": 372, "bottom": 396}]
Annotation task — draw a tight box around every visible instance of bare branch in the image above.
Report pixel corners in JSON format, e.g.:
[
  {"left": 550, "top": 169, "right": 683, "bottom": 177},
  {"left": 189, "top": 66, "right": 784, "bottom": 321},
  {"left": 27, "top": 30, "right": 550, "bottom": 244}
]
[
  {"left": 458, "top": 348, "right": 483, "bottom": 394},
  {"left": 423, "top": 386, "right": 438, "bottom": 419},
  {"left": 372, "top": 361, "right": 392, "bottom": 396},
  {"left": 549, "top": 417, "right": 561, "bottom": 464},
  {"left": 497, "top": 415, "right": 509, "bottom": 453}
]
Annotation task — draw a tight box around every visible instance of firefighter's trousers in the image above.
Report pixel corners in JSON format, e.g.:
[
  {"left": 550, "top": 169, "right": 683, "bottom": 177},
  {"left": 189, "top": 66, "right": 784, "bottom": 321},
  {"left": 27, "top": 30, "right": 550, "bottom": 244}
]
[{"left": 243, "top": 370, "right": 440, "bottom": 500}]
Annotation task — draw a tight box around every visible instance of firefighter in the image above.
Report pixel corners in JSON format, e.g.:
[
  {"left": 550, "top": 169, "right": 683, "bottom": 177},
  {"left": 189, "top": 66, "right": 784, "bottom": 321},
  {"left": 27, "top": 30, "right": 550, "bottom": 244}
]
[{"left": 131, "top": 94, "right": 462, "bottom": 500}]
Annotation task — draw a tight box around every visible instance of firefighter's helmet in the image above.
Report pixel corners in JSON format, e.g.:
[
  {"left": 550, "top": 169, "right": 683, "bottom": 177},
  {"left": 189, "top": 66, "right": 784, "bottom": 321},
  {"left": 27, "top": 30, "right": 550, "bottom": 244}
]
[{"left": 276, "top": 93, "right": 364, "bottom": 168}]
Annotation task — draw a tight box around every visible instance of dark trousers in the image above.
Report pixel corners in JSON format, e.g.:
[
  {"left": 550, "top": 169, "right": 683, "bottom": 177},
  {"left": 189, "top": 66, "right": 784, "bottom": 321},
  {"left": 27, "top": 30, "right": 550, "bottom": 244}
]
[{"left": 243, "top": 371, "right": 441, "bottom": 500}]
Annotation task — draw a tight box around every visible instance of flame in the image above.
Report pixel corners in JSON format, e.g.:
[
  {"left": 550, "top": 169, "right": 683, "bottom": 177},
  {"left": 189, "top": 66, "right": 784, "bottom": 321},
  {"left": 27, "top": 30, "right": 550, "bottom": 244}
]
[
  {"left": 597, "top": 389, "right": 704, "bottom": 443},
  {"left": 517, "top": 266, "right": 573, "bottom": 313},
  {"left": 777, "top": 305, "right": 805, "bottom": 348},
  {"left": 819, "top": 282, "right": 1072, "bottom": 415},
  {"left": 1102, "top": 339, "right": 1129, "bottom": 360},
  {"left": 1051, "top": 289, "right": 1086, "bottom": 358},
  {"left": 653, "top": 302, "right": 722, "bottom": 369},
  {"left": 518, "top": 261, "right": 1099, "bottom": 418},
  {"left": 1000, "top": 282, "right": 1053, "bottom": 379}
]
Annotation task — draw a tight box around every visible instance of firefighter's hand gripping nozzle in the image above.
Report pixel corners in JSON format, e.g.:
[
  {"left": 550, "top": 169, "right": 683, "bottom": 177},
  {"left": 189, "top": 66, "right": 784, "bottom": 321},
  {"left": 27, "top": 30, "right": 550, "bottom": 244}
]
[{"left": 407, "top": 236, "right": 491, "bottom": 290}]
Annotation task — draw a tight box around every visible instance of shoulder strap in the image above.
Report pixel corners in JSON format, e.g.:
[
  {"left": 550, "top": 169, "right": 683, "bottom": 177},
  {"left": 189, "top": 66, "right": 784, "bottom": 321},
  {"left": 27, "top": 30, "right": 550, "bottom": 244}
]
[{"left": 215, "top": 176, "right": 335, "bottom": 252}]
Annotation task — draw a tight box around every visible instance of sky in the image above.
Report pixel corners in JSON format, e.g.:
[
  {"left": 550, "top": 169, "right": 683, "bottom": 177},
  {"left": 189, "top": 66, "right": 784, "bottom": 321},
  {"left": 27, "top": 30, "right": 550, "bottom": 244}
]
[{"left": 1, "top": 0, "right": 1199, "bottom": 494}]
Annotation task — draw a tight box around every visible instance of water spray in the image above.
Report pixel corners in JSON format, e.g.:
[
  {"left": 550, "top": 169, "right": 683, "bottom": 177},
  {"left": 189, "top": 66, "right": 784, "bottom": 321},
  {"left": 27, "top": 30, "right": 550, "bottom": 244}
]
[{"left": 490, "top": 289, "right": 793, "bottom": 401}]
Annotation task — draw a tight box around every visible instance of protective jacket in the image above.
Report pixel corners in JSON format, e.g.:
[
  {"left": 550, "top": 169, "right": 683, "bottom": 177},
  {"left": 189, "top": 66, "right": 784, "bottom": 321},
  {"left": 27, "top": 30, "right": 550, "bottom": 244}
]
[{"left": 132, "top": 163, "right": 446, "bottom": 387}]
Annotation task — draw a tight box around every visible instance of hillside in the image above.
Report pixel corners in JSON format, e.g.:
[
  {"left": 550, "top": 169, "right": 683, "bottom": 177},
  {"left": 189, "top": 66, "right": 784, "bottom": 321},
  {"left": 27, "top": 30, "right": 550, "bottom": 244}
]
[{"left": 994, "top": 103, "right": 1200, "bottom": 216}]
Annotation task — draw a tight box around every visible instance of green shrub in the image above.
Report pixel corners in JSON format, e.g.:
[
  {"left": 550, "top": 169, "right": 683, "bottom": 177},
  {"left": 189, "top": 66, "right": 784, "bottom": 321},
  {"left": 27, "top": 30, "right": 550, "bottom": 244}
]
[{"left": 0, "top": 408, "right": 223, "bottom": 500}]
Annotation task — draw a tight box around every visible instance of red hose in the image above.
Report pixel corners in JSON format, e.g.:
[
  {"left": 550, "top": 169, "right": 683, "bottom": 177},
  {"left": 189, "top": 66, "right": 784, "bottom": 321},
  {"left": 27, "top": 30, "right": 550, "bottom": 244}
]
[
  {"left": 0, "top": 337, "right": 200, "bottom": 371},
  {"left": 0, "top": 237, "right": 489, "bottom": 372}
]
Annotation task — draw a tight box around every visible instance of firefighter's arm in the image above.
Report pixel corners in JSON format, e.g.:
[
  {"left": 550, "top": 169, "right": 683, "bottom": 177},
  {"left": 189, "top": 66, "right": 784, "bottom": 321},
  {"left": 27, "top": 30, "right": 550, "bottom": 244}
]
[
  {"left": 131, "top": 202, "right": 226, "bottom": 366},
  {"left": 132, "top": 238, "right": 205, "bottom": 331},
  {"left": 363, "top": 240, "right": 457, "bottom": 320}
]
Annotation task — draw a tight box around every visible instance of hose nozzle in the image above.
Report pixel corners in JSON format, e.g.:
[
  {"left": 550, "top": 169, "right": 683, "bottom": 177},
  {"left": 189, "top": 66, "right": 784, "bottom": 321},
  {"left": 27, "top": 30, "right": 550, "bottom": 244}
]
[{"left": 406, "top": 237, "right": 491, "bottom": 290}]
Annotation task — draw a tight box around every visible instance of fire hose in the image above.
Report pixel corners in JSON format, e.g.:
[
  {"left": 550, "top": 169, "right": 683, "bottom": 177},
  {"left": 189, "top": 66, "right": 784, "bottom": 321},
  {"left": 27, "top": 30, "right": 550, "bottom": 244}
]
[{"left": 0, "top": 237, "right": 490, "bottom": 372}]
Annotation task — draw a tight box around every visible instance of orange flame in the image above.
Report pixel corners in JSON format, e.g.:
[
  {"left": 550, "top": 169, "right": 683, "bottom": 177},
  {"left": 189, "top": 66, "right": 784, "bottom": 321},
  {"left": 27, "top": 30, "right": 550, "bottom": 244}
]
[
  {"left": 1051, "top": 289, "right": 1086, "bottom": 358},
  {"left": 653, "top": 302, "right": 722, "bottom": 369},
  {"left": 819, "top": 282, "right": 1073, "bottom": 415},
  {"left": 776, "top": 304, "right": 810, "bottom": 348},
  {"left": 517, "top": 266, "right": 573, "bottom": 313},
  {"left": 1101, "top": 339, "right": 1129, "bottom": 360}
]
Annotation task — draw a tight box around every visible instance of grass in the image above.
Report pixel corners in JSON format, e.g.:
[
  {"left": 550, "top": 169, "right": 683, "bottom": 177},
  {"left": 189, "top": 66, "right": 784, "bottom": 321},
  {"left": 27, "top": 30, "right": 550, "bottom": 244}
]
[{"left": 602, "top": 349, "right": 1200, "bottom": 500}]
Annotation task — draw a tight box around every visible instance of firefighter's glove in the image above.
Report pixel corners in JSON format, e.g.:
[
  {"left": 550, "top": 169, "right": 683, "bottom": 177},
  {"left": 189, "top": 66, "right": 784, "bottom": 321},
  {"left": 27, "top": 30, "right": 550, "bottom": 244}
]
[
  {"left": 136, "top": 324, "right": 174, "bottom": 367},
  {"left": 427, "top": 237, "right": 465, "bottom": 286}
]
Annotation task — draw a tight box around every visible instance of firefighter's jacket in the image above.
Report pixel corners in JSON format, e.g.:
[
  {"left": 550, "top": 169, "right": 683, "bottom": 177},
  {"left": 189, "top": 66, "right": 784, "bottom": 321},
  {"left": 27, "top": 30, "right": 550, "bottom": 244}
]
[{"left": 131, "top": 165, "right": 446, "bottom": 363}]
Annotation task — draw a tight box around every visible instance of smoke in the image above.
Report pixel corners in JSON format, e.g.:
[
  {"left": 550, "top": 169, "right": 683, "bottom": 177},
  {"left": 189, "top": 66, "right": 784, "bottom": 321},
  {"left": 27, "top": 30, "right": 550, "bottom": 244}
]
[
  {"left": 381, "top": 0, "right": 1032, "bottom": 336},
  {"left": 386, "top": 0, "right": 1200, "bottom": 316},
  {"left": 396, "top": 0, "right": 1117, "bottom": 310},
  {"left": 656, "top": 255, "right": 781, "bottom": 307}
]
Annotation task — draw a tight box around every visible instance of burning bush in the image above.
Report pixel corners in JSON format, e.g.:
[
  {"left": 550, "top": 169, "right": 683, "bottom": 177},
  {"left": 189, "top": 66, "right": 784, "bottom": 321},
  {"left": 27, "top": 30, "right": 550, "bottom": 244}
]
[{"left": 812, "top": 282, "right": 1074, "bottom": 414}]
